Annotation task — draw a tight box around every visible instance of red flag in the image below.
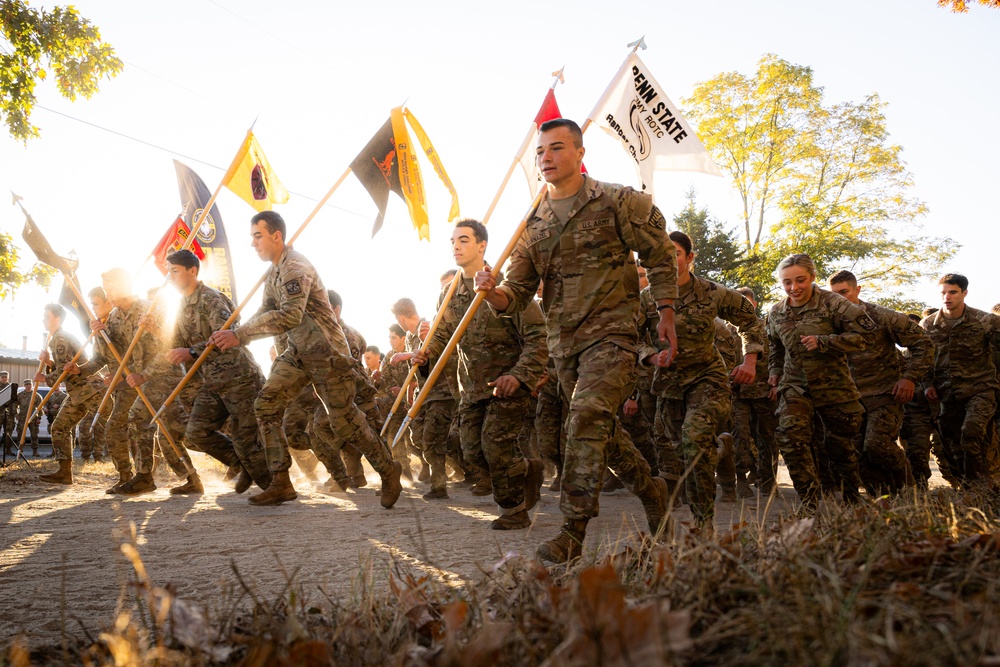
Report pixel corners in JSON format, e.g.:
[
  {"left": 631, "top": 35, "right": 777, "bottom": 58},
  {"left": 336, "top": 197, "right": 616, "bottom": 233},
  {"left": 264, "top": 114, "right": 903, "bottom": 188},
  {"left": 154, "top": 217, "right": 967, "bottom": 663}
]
[
  {"left": 152, "top": 217, "right": 206, "bottom": 274},
  {"left": 517, "top": 89, "right": 586, "bottom": 195}
]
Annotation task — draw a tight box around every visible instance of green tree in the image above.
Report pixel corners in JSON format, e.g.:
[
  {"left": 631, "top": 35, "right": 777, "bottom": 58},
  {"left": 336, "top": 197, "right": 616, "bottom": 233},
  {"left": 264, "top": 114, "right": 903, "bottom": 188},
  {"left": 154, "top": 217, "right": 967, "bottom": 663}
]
[
  {"left": 683, "top": 54, "right": 957, "bottom": 303},
  {"left": 0, "top": 0, "right": 122, "bottom": 141},
  {"left": 672, "top": 189, "right": 743, "bottom": 283},
  {"left": 0, "top": 230, "right": 55, "bottom": 299}
]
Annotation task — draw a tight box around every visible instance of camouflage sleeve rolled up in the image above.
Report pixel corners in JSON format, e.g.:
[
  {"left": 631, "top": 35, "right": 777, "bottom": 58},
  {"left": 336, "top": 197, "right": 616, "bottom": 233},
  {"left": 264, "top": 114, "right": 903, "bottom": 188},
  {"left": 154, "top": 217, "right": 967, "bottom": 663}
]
[{"left": 636, "top": 287, "right": 661, "bottom": 364}]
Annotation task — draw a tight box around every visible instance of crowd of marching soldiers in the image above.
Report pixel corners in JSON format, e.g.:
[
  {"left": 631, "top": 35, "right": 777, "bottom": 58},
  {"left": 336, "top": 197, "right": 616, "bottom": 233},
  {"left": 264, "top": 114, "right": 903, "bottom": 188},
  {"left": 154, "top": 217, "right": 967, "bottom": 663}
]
[{"left": 18, "top": 116, "right": 1000, "bottom": 565}]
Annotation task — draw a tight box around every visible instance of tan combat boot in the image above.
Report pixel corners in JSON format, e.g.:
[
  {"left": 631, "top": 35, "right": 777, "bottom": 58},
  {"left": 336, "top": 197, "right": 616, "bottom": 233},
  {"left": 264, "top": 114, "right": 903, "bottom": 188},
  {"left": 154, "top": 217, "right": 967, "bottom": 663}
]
[
  {"left": 170, "top": 473, "right": 204, "bottom": 495},
  {"left": 380, "top": 461, "right": 403, "bottom": 508},
  {"left": 106, "top": 470, "right": 133, "bottom": 494},
  {"left": 39, "top": 459, "right": 73, "bottom": 485},
  {"left": 536, "top": 519, "right": 588, "bottom": 564},
  {"left": 641, "top": 476, "right": 672, "bottom": 536},
  {"left": 248, "top": 471, "right": 297, "bottom": 505}
]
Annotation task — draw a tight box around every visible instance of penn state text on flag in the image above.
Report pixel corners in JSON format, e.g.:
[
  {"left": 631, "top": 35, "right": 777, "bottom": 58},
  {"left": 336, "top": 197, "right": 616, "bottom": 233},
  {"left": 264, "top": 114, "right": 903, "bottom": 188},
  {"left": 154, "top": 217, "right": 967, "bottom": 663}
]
[
  {"left": 58, "top": 275, "right": 90, "bottom": 338},
  {"left": 350, "top": 107, "right": 459, "bottom": 241},
  {"left": 175, "top": 161, "right": 239, "bottom": 303},
  {"left": 588, "top": 53, "right": 721, "bottom": 196},
  {"left": 151, "top": 216, "right": 206, "bottom": 274},
  {"left": 221, "top": 131, "right": 289, "bottom": 212}
]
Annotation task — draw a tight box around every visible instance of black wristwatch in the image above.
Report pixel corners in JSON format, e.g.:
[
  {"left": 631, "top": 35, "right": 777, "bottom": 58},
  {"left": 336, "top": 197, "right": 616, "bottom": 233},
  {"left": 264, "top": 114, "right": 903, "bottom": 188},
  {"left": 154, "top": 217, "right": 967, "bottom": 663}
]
[{"left": 189, "top": 347, "right": 198, "bottom": 358}]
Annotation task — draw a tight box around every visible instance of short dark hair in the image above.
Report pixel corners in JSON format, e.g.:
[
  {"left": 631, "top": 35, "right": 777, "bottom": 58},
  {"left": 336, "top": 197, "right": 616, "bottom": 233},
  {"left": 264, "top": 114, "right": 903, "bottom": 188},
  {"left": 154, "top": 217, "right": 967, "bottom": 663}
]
[
  {"left": 938, "top": 273, "right": 968, "bottom": 291},
  {"left": 922, "top": 307, "right": 939, "bottom": 318},
  {"left": 440, "top": 269, "right": 458, "bottom": 283},
  {"left": 737, "top": 287, "right": 756, "bottom": 301},
  {"left": 166, "top": 249, "right": 200, "bottom": 271},
  {"left": 389, "top": 323, "right": 405, "bottom": 337},
  {"left": 391, "top": 298, "right": 417, "bottom": 318},
  {"left": 44, "top": 303, "right": 65, "bottom": 319},
  {"left": 828, "top": 270, "right": 857, "bottom": 288},
  {"left": 366, "top": 345, "right": 380, "bottom": 356},
  {"left": 539, "top": 118, "right": 583, "bottom": 148},
  {"left": 327, "top": 290, "right": 342, "bottom": 310},
  {"left": 251, "top": 211, "right": 286, "bottom": 239},
  {"left": 455, "top": 219, "right": 488, "bottom": 244},
  {"left": 907, "top": 313, "right": 921, "bottom": 323},
  {"left": 88, "top": 286, "right": 107, "bottom": 301},
  {"left": 668, "top": 231, "right": 693, "bottom": 256}
]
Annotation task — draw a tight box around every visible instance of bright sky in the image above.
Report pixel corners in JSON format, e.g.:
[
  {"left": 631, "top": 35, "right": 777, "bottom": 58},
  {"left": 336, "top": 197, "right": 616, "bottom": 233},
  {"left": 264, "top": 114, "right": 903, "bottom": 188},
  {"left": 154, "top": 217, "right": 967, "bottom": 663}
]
[{"left": 1, "top": 0, "right": 997, "bottom": 367}]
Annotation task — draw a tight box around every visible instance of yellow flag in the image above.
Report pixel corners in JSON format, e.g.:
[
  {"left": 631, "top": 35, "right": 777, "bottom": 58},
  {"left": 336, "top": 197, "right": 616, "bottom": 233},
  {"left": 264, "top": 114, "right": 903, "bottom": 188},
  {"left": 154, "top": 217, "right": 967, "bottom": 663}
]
[
  {"left": 390, "top": 107, "right": 429, "bottom": 241},
  {"left": 404, "top": 109, "right": 460, "bottom": 223},
  {"left": 222, "top": 131, "right": 289, "bottom": 212}
]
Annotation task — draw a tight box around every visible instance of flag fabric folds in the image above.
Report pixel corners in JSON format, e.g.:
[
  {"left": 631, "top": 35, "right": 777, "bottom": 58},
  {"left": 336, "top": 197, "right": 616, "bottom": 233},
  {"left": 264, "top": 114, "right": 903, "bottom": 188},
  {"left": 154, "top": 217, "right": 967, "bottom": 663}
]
[
  {"left": 175, "top": 160, "right": 239, "bottom": 303},
  {"left": 518, "top": 88, "right": 565, "bottom": 196},
  {"left": 588, "top": 53, "right": 721, "bottom": 195},
  {"left": 21, "top": 214, "right": 78, "bottom": 275},
  {"left": 151, "top": 216, "right": 206, "bottom": 275},
  {"left": 58, "top": 276, "right": 90, "bottom": 338},
  {"left": 351, "top": 107, "right": 459, "bottom": 241},
  {"left": 221, "top": 131, "right": 289, "bottom": 212}
]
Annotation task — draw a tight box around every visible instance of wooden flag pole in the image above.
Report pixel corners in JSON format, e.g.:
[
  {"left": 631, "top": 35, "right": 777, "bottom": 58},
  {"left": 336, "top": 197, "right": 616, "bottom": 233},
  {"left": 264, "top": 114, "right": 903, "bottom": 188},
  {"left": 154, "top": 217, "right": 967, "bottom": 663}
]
[
  {"left": 16, "top": 333, "right": 49, "bottom": 460},
  {"left": 391, "top": 190, "right": 545, "bottom": 448},
  {"left": 379, "top": 75, "right": 564, "bottom": 438},
  {"left": 149, "top": 165, "right": 354, "bottom": 426},
  {"left": 25, "top": 329, "right": 97, "bottom": 424},
  {"left": 93, "top": 129, "right": 253, "bottom": 420},
  {"left": 60, "top": 276, "right": 193, "bottom": 475}
]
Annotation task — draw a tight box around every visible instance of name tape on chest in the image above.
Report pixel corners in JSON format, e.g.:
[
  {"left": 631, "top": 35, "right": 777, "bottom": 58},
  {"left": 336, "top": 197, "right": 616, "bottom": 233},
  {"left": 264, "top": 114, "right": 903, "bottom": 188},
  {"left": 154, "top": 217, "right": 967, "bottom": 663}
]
[{"left": 526, "top": 229, "right": 552, "bottom": 247}]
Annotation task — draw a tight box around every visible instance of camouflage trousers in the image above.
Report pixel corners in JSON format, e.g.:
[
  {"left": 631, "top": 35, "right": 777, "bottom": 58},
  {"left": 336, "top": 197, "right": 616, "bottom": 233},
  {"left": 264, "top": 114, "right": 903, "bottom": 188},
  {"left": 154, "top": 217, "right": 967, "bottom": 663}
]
[
  {"left": 856, "top": 399, "right": 913, "bottom": 496},
  {"left": 659, "top": 380, "right": 732, "bottom": 525},
  {"left": 79, "top": 406, "right": 109, "bottom": 460},
  {"left": 460, "top": 393, "right": 530, "bottom": 509},
  {"left": 308, "top": 367, "right": 393, "bottom": 481},
  {"left": 553, "top": 341, "right": 656, "bottom": 521},
  {"left": 105, "top": 387, "right": 150, "bottom": 475},
  {"left": 128, "top": 379, "right": 196, "bottom": 478},
  {"left": 518, "top": 393, "right": 540, "bottom": 460},
  {"left": 775, "top": 392, "right": 863, "bottom": 507},
  {"left": 282, "top": 387, "right": 327, "bottom": 479},
  {"left": 16, "top": 419, "right": 39, "bottom": 448},
  {"left": 256, "top": 351, "right": 391, "bottom": 476},
  {"left": 534, "top": 376, "right": 567, "bottom": 470},
  {"left": 187, "top": 376, "right": 271, "bottom": 489},
  {"left": 50, "top": 389, "right": 102, "bottom": 461},
  {"left": 732, "top": 396, "right": 778, "bottom": 489},
  {"left": 621, "top": 394, "right": 658, "bottom": 475},
  {"left": 938, "top": 391, "right": 998, "bottom": 486},
  {"left": 410, "top": 399, "right": 456, "bottom": 490}
]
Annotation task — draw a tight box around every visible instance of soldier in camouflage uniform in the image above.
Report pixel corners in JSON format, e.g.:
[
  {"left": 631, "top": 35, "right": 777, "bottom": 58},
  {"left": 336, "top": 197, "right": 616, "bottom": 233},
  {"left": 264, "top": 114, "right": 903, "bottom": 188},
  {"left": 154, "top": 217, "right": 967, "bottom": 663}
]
[
  {"left": 476, "top": 119, "right": 675, "bottom": 562},
  {"left": 767, "top": 254, "right": 876, "bottom": 511},
  {"left": 829, "top": 271, "right": 933, "bottom": 495},
  {"left": 44, "top": 385, "right": 68, "bottom": 456},
  {"left": 151, "top": 250, "right": 272, "bottom": 493},
  {"left": 67, "top": 269, "right": 165, "bottom": 493},
  {"left": 391, "top": 297, "right": 464, "bottom": 493},
  {"left": 639, "top": 232, "right": 765, "bottom": 530},
  {"left": 414, "top": 220, "right": 548, "bottom": 528},
  {"left": 378, "top": 323, "right": 417, "bottom": 479},
  {"left": 16, "top": 379, "right": 42, "bottom": 455},
  {"left": 730, "top": 288, "right": 780, "bottom": 494},
  {"left": 0, "top": 372, "right": 16, "bottom": 456},
  {"left": 920, "top": 274, "right": 1000, "bottom": 488},
  {"left": 210, "top": 211, "right": 402, "bottom": 506},
  {"left": 36, "top": 304, "right": 106, "bottom": 482}
]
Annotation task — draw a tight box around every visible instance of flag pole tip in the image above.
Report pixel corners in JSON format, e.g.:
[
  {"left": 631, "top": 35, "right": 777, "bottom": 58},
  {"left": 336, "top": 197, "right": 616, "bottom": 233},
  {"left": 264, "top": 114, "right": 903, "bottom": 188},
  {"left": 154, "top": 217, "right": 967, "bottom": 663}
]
[
  {"left": 627, "top": 36, "right": 647, "bottom": 50},
  {"left": 11, "top": 191, "right": 23, "bottom": 205},
  {"left": 552, "top": 66, "right": 566, "bottom": 84}
]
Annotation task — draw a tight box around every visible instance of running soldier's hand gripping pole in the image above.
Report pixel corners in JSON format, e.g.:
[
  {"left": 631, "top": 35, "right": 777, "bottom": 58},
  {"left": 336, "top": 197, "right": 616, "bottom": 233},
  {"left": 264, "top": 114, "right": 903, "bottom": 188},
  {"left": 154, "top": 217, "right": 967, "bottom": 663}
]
[
  {"left": 149, "top": 166, "right": 354, "bottom": 426},
  {"left": 391, "top": 190, "right": 545, "bottom": 448},
  {"left": 15, "top": 333, "right": 49, "bottom": 462},
  {"left": 26, "top": 330, "right": 97, "bottom": 424}
]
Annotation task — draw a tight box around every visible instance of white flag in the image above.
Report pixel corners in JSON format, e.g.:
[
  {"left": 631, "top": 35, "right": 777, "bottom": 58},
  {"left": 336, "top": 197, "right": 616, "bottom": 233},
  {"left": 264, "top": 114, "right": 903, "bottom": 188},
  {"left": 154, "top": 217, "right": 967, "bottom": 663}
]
[{"left": 588, "top": 53, "right": 721, "bottom": 195}]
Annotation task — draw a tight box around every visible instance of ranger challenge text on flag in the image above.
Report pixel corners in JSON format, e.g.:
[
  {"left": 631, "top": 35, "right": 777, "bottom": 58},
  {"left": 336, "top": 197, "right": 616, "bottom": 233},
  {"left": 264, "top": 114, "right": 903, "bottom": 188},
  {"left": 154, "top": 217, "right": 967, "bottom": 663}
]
[{"left": 589, "top": 53, "right": 721, "bottom": 196}]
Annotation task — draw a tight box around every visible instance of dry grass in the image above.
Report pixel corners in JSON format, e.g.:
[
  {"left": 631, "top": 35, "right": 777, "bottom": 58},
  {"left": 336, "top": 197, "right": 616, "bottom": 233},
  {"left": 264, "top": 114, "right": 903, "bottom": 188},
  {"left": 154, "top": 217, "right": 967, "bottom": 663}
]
[{"left": 4, "top": 489, "right": 1000, "bottom": 666}]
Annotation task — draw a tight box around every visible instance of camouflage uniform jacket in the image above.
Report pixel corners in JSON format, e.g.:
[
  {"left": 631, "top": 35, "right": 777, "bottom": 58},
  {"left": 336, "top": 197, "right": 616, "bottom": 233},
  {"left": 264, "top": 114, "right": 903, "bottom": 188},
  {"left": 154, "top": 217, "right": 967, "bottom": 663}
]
[
  {"left": 42, "top": 327, "right": 104, "bottom": 401},
  {"left": 406, "top": 320, "right": 456, "bottom": 403},
  {"left": 848, "top": 301, "right": 933, "bottom": 404},
  {"left": 767, "top": 286, "right": 876, "bottom": 407},
  {"left": 638, "top": 275, "right": 765, "bottom": 400},
  {"left": 16, "top": 389, "right": 41, "bottom": 424},
  {"left": 77, "top": 298, "right": 158, "bottom": 394},
  {"left": 45, "top": 389, "right": 67, "bottom": 422},
  {"left": 377, "top": 349, "right": 410, "bottom": 413},
  {"left": 714, "top": 318, "right": 739, "bottom": 371},
  {"left": 727, "top": 316, "right": 772, "bottom": 400},
  {"left": 425, "top": 275, "right": 548, "bottom": 404},
  {"left": 494, "top": 176, "right": 678, "bottom": 359},
  {"left": 165, "top": 282, "right": 262, "bottom": 390},
  {"left": 234, "top": 248, "right": 351, "bottom": 360},
  {"left": 341, "top": 322, "right": 366, "bottom": 364},
  {"left": 920, "top": 305, "right": 1000, "bottom": 403}
]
